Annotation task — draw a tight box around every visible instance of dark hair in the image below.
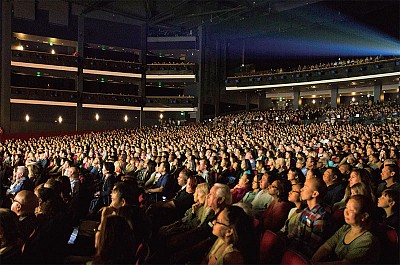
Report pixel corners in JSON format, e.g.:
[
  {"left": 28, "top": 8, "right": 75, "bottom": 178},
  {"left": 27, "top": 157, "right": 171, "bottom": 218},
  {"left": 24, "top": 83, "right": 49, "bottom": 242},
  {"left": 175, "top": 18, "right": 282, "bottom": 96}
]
[
  {"left": 385, "top": 164, "right": 400, "bottom": 182},
  {"left": 146, "top": 160, "right": 156, "bottom": 174},
  {"left": 312, "top": 177, "right": 328, "bottom": 200},
  {"left": 104, "top": 162, "right": 115, "bottom": 174},
  {"left": 160, "top": 161, "right": 170, "bottom": 174},
  {"left": 36, "top": 187, "right": 66, "bottom": 219},
  {"left": 94, "top": 215, "right": 137, "bottom": 264},
  {"left": 274, "top": 179, "right": 292, "bottom": 202},
  {"left": 308, "top": 168, "right": 323, "bottom": 179},
  {"left": 289, "top": 167, "right": 305, "bottom": 184},
  {"left": 225, "top": 205, "right": 257, "bottom": 264},
  {"left": 0, "top": 208, "right": 19, "bottom": 248},
  {"left": 328, "top": 167, "right": 343, "bottom": 182},
  {"left": 381, "top": 189, "right": 399, "bottom": 213},
  {"left": 243, "top": 159, "right": 252, "bottom": 171},
  {"left": 113, "top": 181, "right": 137, "bottom": 205},
  {"left": 348, "top": 194, "right": 374, "bottom": 228}
]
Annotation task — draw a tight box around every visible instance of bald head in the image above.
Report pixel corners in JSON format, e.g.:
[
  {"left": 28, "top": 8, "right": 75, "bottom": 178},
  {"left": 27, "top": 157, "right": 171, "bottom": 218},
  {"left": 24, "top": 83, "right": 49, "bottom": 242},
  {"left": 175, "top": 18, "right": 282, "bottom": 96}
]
[{"left": 11, "top": 190, "right": 38, "bottom": 216}]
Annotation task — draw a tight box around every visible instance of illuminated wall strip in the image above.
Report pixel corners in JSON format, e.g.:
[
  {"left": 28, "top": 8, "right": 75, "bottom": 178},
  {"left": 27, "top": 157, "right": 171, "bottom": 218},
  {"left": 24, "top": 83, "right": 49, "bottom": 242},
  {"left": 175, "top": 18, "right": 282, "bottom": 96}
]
[
  {"left": 82, "top": 69, "right": 142, "bottom": 78},
  {"left": 146, "top": 74, "right": 196, "bottom": 79},
  {"left": 82, "top": 103, "right": 141, "bottom": 111},
  {"left": 10, "top": 98, "right": 77, "bottom": 107},
  {"left": 11, "top": 61, "right": 78, "bottom": 72},
  {"left": 143, "top": 107, "right": 197, "bottom": 112},
  {"left": 226, "top": 72, "right": 400, "bottom": 91}
]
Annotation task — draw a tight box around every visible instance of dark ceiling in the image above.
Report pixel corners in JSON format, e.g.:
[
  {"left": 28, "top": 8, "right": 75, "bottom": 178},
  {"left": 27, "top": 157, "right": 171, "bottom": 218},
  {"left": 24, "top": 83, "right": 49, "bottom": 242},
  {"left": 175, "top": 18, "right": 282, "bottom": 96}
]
[{"left": 65, "top": 0, "right": 321, "bottom": 34}]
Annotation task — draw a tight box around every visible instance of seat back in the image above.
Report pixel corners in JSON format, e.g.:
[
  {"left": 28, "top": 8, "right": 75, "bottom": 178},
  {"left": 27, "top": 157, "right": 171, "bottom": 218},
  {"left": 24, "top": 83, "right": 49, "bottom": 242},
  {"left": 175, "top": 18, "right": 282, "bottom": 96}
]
[
  {"left": 259, "top": 230, "right": 285, "bottom": 264},
  {"left": 281, "top": 249, "right": 311, "bottom": 265},
  {"left": 332, "top": 209, "right": 345, "bottom": 228},
  {"left": 377, "top": 224, "right": 399, "bottom": 264}
]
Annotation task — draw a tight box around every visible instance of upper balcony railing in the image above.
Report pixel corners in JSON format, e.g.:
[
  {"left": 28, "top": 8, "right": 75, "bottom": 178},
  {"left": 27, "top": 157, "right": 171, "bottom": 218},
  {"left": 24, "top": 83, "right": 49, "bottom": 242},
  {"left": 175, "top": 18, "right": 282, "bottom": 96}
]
[{"left": 226, "top": 57, "right": 400, "bottom": 89}]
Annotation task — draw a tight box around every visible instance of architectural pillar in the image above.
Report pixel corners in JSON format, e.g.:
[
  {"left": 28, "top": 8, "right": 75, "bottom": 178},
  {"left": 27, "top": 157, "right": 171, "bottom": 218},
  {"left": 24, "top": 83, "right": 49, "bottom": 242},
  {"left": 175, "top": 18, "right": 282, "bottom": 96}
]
[
  {"left": 259, "top": 95, "right": 268, "bottom": 111},
  {"left": 374, "top": 81, "right": 383, "bottom": 103},
  {"left": 196, "top": 25, "right": 205, "bottom": 122},
  {"left": 293, "top": 89, "right": 300, "bottom": 110},
  {"left": 245, "top": 93, "right": 250, "bottom": 111},
  {"left": 331, "top": 85, "right": 339, "bottom": 108},
  {"left": 1, "top": 0, "right": 11, "bottom": 133},
  {"left": 75, "top": 15, "right": 84, "bottom": 131},
  {"left": 139, "top": 24, "right": 147, "bottom": 128}
]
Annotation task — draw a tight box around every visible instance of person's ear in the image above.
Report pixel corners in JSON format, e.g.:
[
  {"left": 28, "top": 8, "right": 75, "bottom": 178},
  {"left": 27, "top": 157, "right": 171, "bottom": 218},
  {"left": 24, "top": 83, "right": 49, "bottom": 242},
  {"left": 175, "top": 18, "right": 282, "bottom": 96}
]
[
  {"left": 121, "top": 198, "right": 126, "bottom": 206},
  {"left": 225, "top": 227, "right": 234, "bottom": 237},
  {"left": 312, "top": 190, "right": 319, "bottom": 198},
  {"left": 362, "top": 212, "right": 369, "bottom": 222},
  {"left": 388, "top": 200, "right": 395, "bottom": 208}
]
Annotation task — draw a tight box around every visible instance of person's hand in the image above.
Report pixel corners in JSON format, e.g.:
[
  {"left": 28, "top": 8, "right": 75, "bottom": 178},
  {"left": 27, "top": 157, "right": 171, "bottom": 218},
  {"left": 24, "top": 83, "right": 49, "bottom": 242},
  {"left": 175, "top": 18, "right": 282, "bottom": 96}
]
[{"left": 100, "top": 206, "right": 117, "bottom": 223}]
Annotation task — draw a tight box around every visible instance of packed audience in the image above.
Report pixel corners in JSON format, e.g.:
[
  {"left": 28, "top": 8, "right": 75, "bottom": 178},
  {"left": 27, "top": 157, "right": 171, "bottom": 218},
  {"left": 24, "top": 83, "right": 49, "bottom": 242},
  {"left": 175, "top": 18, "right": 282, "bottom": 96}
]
[
  {"left": 0, "top": 101, "right": 399, "bottom": 264},
  {"left": 232, "top": 55, "right": 399, "bottom": 77}
]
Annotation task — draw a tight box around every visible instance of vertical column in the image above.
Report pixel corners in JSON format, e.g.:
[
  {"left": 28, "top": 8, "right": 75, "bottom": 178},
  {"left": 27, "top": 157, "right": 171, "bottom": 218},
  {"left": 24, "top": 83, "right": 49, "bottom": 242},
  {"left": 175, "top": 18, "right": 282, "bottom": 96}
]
[
  {"left": 374, "top": 80, "right": 383, "bottom": 103},
  {"left": 245, "top": 93, "right": 250, "bottom": 111},
  {"left": 196, "top": 25, "right": 205, "bottom": 122},
  {"left": 293, "top": 88, "right": 300, "bottom": 110},
  {"left": 75, "top": 15, "right": 84, "bottom": 131},
  {"left": 1, "top": 0, "right": 11, "bottom": 134},
  {"left": 214, "top": 40, "right": 221, "bottom": 117},
  {"left": 259, "top": 95, "right": 268, "bottom": 111},
  {"left": 331, "top": 85, "right": 339, "bottom": 108},
  {"left": 139, "top": 24, "right": 147, "bottom": 128}
]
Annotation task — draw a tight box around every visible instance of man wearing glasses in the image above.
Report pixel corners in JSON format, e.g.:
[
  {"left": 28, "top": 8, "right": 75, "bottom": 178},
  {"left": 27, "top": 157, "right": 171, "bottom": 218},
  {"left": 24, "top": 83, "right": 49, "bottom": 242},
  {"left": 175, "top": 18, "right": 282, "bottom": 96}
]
[
  {"left": 11, "top": 190, "right": 39, "bottom": 241},
  {"left": 7, "top": 166, "right": 34, "bottom": 196}
]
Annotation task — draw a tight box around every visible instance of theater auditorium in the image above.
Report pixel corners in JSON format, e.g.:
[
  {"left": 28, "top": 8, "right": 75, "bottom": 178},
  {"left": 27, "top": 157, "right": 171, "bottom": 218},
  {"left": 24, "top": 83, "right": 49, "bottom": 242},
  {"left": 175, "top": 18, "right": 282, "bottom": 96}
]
[{"left": 0, "top": 1, "right": 399, "bottom": 264}]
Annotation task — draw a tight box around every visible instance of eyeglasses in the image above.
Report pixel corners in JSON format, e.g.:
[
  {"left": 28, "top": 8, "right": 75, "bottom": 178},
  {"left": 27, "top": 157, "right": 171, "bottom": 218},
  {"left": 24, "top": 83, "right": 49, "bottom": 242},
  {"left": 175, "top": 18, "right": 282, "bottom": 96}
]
[
  {"left": 11, "top": 197, "right": 22, "bottom": 205},
  {"left": 213, "top": 219, "right": 230, "bottom": 227}
]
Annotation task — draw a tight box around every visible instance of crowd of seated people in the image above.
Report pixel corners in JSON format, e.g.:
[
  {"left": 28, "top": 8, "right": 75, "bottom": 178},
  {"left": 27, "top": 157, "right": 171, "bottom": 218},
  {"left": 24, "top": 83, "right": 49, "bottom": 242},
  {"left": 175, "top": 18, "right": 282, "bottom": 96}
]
[
  {"left": 232, "top": 55, "right": 399, "bottom": 77},
  {"left": 0, "top": 101, "right": 399, "bottom": 264}
]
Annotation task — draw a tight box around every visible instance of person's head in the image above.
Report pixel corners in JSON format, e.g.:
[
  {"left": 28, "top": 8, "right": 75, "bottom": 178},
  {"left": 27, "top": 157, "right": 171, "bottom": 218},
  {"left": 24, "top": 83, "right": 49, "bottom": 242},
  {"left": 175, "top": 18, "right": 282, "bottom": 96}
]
[
  {"left": 306, "top": 156, "right": 316, "bottom": 169},
  {"left": 15, "top": 166, "right": 28, "bottom": 180},
  {"left": 186, "top": 175, "right": 203, "bottom": 194},
  {"left": 268, "top": 179, "right": 291, "bottom": 202},
  {"left": 194, "top": 183, "right": 210, "bottom": 205},
  {"left": 287, "top": 167, "right": 305, "bottom": 184},
  {"left": 198, "top": 159, "right": 209, "bottom": 172},
  {"left": 252, "top": 175, "right": 261, "bottom": 190},
  {"left": 11, "top": 190, "right": 38, "bottom": 216},
  {"left": 110, "top": 182, "right": 137, "bottom": 209},
  {"left": 94, "top": 215, "right": 137, "bottom": 265},
  {"left": 288, "top": 183, "right": 304, "bottom": 205},
  {"left": 338, "top": 163, "right": 352, "bottom": 180},
  {"left": 378, "top": 189, "right": 399, "bottom": 213},
  {"left": 67, "top": 166, "right": 79, "bottom": 180},
  {"left": 344, "top": 195, "right": 373, "bottom": 228},
  {"left": 177, "top": 169, "right": 188, "bottom": 187},
  {"left": 0, "top": 208, "right": 19, "bottom": 248},
  {"left": 381, "top": 164, "right": 399, "bottom": 183},
  {"left": 44, "top": 178, "right": 62, "bottom": 195},
  {"left": 35, "top": 187, "right": 65, "bottom": 218},
  {"left": 238, "top": 172, "right": 252, "bottom": 187},
  {"left": 323, "top": 167, "right": 343, "bottom": 186},
  {"left": 350, "top": 182, "right": 369, "bottom": 197},
  {"left": 260, "top": 172, "right": 277, "bottom": 190},
  {"left": 207, "top": 183, "right": 232, "bottom": 213},
  {"left": 349, "top": 168, "right": 371, "bottom": 188},
  {"left": 103, "top": 162, "right": 115, "bottom": 175},
  {"left": 300, "top": 177, "right": 327, "bottom": 203},
  {"left": 212, "top": 205, "right": 256, "bottom": 263},
  {"left": 158, "top": 161, "right": 170, "bottom": 174},
  {"left": 306, "top": 168, "right": 322, "bottom": 180}
]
